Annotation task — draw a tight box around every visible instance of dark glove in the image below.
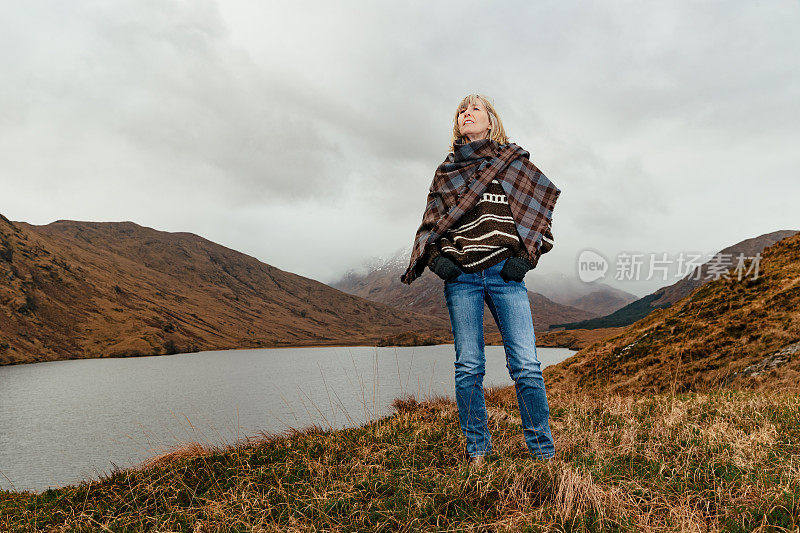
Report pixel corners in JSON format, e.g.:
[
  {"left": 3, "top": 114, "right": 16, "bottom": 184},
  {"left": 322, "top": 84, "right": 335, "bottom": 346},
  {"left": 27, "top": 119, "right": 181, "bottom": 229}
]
[
  {"left": 430, "top": 256, "right": 463, "bottom": 281},
  {"left": 500, "top": 257, "right": 534, "bottom": 282}
]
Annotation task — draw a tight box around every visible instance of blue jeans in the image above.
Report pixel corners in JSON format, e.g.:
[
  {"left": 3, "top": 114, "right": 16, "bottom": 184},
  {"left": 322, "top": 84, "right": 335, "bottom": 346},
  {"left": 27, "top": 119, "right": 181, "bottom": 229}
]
[{"left": 444, "top": 257, "right": 555, "bottom": 459}]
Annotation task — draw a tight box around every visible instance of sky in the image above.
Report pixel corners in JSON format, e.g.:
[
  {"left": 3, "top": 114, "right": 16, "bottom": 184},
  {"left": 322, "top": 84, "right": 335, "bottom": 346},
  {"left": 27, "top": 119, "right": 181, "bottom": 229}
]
[{"left": 2, "top": 1, "right": 798, "bottom": 297}]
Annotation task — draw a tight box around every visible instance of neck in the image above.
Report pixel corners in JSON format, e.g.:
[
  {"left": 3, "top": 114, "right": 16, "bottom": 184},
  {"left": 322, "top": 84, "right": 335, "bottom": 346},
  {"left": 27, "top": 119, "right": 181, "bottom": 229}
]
[{"left": 465, "top": 132, "right": 489, "bottom": 142}]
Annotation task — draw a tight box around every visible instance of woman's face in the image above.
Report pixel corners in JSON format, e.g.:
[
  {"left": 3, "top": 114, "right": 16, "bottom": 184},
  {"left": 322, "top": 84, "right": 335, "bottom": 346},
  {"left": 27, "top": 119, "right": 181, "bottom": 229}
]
[{"left": 458, "top": 99, "right": 492, "bottom": 142}]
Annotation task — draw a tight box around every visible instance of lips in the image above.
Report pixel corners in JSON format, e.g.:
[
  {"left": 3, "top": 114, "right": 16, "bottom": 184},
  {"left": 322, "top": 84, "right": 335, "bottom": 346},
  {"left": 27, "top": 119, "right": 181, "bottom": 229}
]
[{"left": 463, "top": 119, "right": 474, "bottom": 126}]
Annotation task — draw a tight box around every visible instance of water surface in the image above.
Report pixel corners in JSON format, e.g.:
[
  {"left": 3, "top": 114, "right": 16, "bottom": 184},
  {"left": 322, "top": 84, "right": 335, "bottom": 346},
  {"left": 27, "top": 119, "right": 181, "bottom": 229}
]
[{"left": 0, "top": 344, "right": 575, "bottom": 492}]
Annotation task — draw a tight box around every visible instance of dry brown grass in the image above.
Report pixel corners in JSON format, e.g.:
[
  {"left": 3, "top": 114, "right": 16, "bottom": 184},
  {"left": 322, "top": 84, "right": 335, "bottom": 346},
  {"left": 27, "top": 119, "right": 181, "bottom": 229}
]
[{"left": 3, "top": 386, "right": 798, "bottom": 531}]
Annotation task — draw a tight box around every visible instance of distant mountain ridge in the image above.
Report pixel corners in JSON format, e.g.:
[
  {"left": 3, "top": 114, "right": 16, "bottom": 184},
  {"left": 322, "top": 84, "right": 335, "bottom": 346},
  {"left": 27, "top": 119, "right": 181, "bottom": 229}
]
[
  {"left": 528, "top": 272, "right": 639, "bottom": 316},
  {"left": 0, "top": 214, "right": 449, "bottom": 365},
  {"left": 330, "top": 247, "right": 631, "bottom": 334},
  {"left": 550, "top": 230, "right": 799, "bottom": 331}
]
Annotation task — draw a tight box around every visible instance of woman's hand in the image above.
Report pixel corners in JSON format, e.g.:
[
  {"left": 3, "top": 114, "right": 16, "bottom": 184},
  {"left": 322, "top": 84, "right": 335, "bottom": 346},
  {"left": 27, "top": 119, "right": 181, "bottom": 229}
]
[
  {"left": 500, "top": 257, "right": 534, "bottom": 282},
  {"left": 431, "top": 256, "right": 463, "bottom": 281}
]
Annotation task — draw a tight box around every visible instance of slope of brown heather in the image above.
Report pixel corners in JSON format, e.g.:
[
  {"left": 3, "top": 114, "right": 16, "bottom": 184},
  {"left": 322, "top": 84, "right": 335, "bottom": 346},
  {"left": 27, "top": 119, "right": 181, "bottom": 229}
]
[
  {"left": 545, "top": 232, "right": 800, "bottom": 394},
  {"left": 0, "top": 214, "right": 449, "bottom": 365}
]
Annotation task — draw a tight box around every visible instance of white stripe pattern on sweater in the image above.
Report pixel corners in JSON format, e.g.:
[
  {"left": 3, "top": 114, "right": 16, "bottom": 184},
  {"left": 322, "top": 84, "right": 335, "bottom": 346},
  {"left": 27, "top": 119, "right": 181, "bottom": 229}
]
[
  {"left": 449, "top": 213, "right": 515, "bottom": 234},
  {"left": 450, "top": 230, "right": 520, "bottom": 244},
  {"left": 440, "top": 243, "right": 505, "bottom": 254},
  {"left": 462, "top": 247, "right": 509, "bottom": 268}
]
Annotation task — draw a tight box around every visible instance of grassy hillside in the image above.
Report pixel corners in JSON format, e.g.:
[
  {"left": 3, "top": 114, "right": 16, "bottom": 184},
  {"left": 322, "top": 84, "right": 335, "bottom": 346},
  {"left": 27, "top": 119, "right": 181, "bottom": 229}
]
[
  {"left": 0, "top": 215, "right": 448, "bottom": 365},
  {"left": 537, "top": 327, "right": 628, "bottom": 350},
  {"left": 1, "top": 388, "right": 798, "bottom": 531},
  {"left": 546, "top": 232, "right": 800, "bottom": 395}
]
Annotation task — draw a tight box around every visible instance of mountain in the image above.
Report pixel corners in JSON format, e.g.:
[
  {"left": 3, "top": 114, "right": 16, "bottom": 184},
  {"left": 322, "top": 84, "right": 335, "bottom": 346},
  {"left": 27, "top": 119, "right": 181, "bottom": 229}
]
[
  {"left": 527, "top": 272, "right": 639, "bottom": 316},
  {"left": 544, "top": 232, "right": 800, "bottom": 394},
  {"left": 550, "top": 230, "right": 799, "bottom": 331},
  {"left": 0, "top": 214, "right": 449, "bottom": 366},
  {"left": 330, "top": 246, "right": 596, "bottom": 334}
]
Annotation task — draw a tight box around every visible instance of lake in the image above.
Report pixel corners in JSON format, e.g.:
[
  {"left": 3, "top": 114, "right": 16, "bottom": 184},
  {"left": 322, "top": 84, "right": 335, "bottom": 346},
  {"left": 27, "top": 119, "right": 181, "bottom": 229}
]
[{"left": 0, "top": 344, "right": 575, "bottom": 492}]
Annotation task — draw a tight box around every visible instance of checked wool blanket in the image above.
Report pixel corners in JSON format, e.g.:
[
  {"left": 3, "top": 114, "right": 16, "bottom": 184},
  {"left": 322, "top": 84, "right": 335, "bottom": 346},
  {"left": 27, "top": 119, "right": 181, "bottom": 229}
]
[{"left": 400, "top": 138, "right": 561, "bottom": 285}]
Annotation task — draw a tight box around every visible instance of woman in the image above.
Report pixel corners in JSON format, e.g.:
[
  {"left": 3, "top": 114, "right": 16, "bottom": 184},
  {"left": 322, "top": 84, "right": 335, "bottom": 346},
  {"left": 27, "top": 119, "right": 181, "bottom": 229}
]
[{"left": 400, "top": 94, "right": 561, "bottom": 466}]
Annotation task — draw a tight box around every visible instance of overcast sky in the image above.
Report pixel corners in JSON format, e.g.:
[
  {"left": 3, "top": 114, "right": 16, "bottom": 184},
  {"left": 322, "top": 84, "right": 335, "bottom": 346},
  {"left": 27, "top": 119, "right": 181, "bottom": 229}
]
[{"left": 2, "top": 1, "right": 798, "bottom": 297}]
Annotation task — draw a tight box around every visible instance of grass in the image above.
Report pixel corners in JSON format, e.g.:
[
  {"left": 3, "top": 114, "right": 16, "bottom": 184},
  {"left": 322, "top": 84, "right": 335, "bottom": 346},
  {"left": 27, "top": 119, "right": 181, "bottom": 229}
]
[{"left": 1, "top": 387, "right": 798, "bottom": 532}]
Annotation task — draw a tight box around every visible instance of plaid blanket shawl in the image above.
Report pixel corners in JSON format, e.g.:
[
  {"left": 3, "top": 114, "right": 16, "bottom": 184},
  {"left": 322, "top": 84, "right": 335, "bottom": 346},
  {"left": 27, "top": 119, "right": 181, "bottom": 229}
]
[{"left": 400, "top": 138, "right": 561, "bottom": 285}]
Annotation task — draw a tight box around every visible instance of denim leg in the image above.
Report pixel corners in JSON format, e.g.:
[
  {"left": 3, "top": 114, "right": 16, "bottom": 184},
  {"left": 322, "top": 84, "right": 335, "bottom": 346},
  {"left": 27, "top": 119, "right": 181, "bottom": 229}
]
[
  {"left": 484, "top": 259, "right": 555, "bottom": 459},
  {"left": 444, "top": 271, "right": 492, "bottom": 457}
]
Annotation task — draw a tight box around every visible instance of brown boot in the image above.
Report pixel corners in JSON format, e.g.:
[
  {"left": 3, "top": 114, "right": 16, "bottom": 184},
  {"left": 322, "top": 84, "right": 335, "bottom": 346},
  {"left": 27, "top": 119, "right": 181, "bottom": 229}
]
[
  {"left": 465, "top": 447, "right": 489, "bottom": 469},
  {"left": 467, "top": 454, "right": 487, "bottom": 468}
]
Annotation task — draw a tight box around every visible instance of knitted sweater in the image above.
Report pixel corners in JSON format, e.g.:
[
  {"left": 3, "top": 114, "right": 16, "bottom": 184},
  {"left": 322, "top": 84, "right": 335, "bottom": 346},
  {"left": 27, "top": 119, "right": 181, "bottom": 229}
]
[{"left": 425, "top": 178, "right": 550, "bottom": 273}]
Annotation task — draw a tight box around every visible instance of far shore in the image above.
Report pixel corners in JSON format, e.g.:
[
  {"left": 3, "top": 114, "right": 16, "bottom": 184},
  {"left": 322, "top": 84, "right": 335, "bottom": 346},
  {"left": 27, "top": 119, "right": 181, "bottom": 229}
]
[{"left": 0, "top": 329, "right": 591, "bottom": 367}]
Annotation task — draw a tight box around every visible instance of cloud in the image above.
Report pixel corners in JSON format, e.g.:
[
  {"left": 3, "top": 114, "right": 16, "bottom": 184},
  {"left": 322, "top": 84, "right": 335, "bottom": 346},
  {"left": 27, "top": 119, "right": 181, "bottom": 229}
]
[
  {"left": 1, "top": 0, "right": 798, "bottom": 297},
  {"left": 1, "top": 1, "right": 349, "bottom": 208}
]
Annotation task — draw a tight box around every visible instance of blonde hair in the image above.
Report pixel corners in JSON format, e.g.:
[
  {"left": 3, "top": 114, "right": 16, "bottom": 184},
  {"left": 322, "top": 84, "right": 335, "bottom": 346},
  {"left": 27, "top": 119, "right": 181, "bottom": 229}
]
[{"left": 449, "top": 93, "right": 509, "bottom": 152}]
